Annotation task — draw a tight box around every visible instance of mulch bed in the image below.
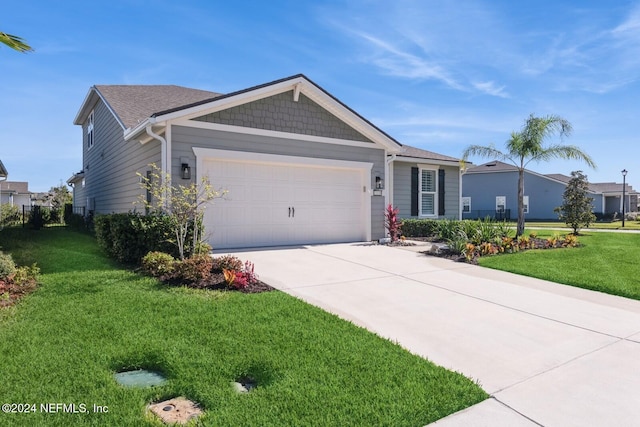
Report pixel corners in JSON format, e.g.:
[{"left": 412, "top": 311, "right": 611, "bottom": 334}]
[
  {"left": 0, "top": 280, "right": 37, "bottom": 308},
  {"left": 417, "top": 235, "right": 579, "bottom": 264},
  {"left": 161, "top": 273, "right": 276, "bottom": 294}
]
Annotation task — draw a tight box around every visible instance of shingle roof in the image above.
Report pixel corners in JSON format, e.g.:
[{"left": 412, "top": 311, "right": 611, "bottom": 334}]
[
  {"left": 0, "top": 181, "right": 29, "bottom": 193},
  {"left": 0, "top": 159, "right": 7, "bottom": 178},
  {"left": 590, "top": 182, "right": 637, "bottom": 194},
  {"left": 468, "top": 164, "right": 638, "bottom": 195},
  {"left": 95, "top": 85, "right": 222, "bottom": 129},
  {"left": 396, "top": 144, "right": 460, "bottom": 163},
  {"left": 545, "top": 173, "right": 571, "bottom": 183},
  {"left": 465, "top": 160, "right": 518, "bottom": 173}
]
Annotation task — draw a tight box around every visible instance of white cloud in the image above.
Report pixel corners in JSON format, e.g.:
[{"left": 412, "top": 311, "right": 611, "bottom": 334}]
[
  {"left": 472, "top": 81, "right": 510, "bottom": 98},
  {"left": 349, "top": 30, "right": 465, "bottom": 90}
]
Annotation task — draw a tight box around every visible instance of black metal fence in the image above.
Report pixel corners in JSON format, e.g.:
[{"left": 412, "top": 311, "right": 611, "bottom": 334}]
[
  {"left": 21, "top": 205, "right": 85, "bottom": 229},
  {"left": 462, "top": 209, "right": 511, "bottom": 221}
]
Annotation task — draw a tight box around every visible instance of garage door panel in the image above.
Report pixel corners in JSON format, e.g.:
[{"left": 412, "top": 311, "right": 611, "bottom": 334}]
[{"left": 202, "top": 158, "right": 367, "bottom": 249}]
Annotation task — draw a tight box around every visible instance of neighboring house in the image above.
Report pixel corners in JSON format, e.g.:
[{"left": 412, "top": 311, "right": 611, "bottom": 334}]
[
  {"left": 0, "top": 181, "right": 33, "bottom": 209},
  {"left": 0, "top": 160, "right": 7, "bottom": 181},
  {"left": 0, "top": 161, "right": 7, "bottom": 223},
  {"left": 462, "top": 161, "right": 637, "bottom": 220},
  {"left": 547, "top": 175, "right": 638, "bottom": 216},
  {"left": 69, "top": 74, "right": 462, "bottom": 249}
]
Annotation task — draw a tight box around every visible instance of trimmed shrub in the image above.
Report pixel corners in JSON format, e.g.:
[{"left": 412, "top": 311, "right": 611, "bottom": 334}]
[
  {"left": 0, "top": 204, "right": 21, "bottom": 227},
  {"left": 94, "top": 214, "right": 113, "bottom": 253},
  {"left": 94, "top": 212, "right": 177, "bottom": 264},
  {"left": 211, "top": 255, "right": 244, "bottom": 273},
  {"left": 141, "top": 251, "right": 176, "bottom": 278},
  {"left": 13, "top": 264, "right": 40, "bottom": 285},
  {"left": 0, "top": 252, "right": 17, "bottom": 280},
  {"left": 400, "top": 219, "right": 439, "bottom": 237},
  {"left": 173, "top": 255, "right": 213, "bottom": 286}
]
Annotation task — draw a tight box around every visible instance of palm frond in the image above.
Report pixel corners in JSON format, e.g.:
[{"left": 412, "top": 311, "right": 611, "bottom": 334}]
[
  {"left": 0, "top": 32, "right": 33, "bottom": 53},
  {"left": 461, "top": 144, "right": 513, "bottom": 164},
  {"left": 531, "top": 144, "right": 597, "bottom": 169}
]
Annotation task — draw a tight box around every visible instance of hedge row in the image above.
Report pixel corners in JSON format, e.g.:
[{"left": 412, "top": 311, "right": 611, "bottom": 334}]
[
  {"left": 94, "top": 213, "right": 180, "bottom": 264},
  {"left": 399, "top": 219, "right": 440, "bottom": 237}
]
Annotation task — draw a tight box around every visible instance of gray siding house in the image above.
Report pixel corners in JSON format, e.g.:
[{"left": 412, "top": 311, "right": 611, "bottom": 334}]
[
  {"left": 70, "top": 74, "right": 462, "bottom": 249},
  {"left": 0, "top": 160, "right": 7, "bottom": 180},
  {"left": 462, "top": 161, "right": 636, "bottom": 220}
]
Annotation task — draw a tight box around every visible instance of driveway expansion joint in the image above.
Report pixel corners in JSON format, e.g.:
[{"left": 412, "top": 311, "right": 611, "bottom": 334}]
[
  {"left": 398, "top": 272, "right": 630, "bottom": 340},
  {"left": 492, "top": 338, "right": 624, "bottom": 395}
]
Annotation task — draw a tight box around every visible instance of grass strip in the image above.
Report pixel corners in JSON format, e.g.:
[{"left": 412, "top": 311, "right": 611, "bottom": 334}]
[{"left": 479, "top": 230, "right": 640, "bottom": 300}]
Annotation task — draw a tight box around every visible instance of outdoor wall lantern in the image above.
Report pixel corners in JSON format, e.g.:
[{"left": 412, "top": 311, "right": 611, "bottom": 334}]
[
  {"left": 375, "top": 176, "right": 384, "bottom": 190},
  {"left": 181, "top": 163, "right": 191, "bottom": 180}
]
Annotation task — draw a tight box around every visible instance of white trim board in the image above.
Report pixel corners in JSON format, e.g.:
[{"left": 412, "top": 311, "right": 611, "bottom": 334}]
[{"left": 192, "top": 147, "right": 374, "bottom": 172}]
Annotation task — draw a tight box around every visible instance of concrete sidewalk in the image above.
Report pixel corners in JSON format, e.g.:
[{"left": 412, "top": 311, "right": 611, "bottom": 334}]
[{"left": 221, "top": 242, "right": 640, "bottom": 426}]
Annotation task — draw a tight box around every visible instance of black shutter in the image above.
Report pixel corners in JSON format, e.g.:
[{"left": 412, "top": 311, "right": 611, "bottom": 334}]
[
  {"left": 438, "top": 169, "right": 445, "bottom": 216},
  {"left": 411, "top": 167, "right": 419, "bottom": 216}
]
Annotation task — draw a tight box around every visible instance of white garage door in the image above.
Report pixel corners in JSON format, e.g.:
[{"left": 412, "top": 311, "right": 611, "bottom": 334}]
[{"left": 201, "top": 155, "right": 369, "bottom": 249}]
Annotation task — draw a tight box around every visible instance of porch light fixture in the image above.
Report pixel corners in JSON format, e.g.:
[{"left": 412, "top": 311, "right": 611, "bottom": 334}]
[
  {"left": 375, "top": 176, "right": 384, "bottom": 190},
  {"left": 622, "top": 169, "right": 627, "bottom": 227},
  {"left": 181, "top": 163, "right": 191, "bottom": 180}
]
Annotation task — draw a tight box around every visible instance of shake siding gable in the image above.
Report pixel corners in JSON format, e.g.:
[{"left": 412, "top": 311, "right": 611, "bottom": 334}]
[{"left": 193, "top": 91, "right": 373, "bottom": 143}]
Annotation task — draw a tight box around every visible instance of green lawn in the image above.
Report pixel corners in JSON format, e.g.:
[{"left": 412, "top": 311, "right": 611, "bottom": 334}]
[
  {"left": 479, "top": 230, "right": 640, "bottom": 300},
  {"left": 525, "top": 220, "right": 640, "bottom": 231},
  {"left": 0, "top": 227, "right": 486, "bottom": 426}
]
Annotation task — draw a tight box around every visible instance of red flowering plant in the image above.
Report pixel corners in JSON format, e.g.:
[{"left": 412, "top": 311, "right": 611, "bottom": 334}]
[
  {"left": 223, "top": 260, "right": 258, "bottom": 290},
  {"left": 384, "top": 204, "right": 402, "bottom": 242}
]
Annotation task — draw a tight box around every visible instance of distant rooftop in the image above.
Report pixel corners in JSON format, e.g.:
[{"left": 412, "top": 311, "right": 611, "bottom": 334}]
[
  {"left": 0, "top": 181, "right": 29, "bottom": 193},
  {"left": 466, "top": 161, "right": 638, "bottom": 194}
]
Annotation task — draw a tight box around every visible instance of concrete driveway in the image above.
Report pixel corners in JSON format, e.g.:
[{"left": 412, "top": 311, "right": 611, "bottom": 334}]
[{"left": 220, "top": 242, "right": 640, "bottom": 426}]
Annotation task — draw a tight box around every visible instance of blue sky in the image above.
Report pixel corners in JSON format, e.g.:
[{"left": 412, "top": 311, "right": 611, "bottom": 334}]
[{"left": 2, "top": 0, "right": 639, "bottom": 192}]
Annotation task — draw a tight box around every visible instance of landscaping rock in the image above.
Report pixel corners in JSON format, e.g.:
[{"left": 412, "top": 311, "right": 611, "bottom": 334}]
[{"left": 429, "top": 243, "right": 450, "bottom": 255}]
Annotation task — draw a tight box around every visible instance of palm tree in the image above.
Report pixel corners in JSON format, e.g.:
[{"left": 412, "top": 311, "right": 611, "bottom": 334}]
[
  {"left": 0, "top": 32, "right": 33, "bottom": 53},
  {"left": 462, "top": 114, "right": 596, "bottom": 236}
]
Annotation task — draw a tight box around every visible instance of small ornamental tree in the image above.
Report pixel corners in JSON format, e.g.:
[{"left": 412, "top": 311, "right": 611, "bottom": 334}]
[
  {"left": 384, "top": 204, "right": 402, "bottom": 242},
  {"left": 554, "top": 170, "right": 595, "bottom": 234},
  {"left": 137, "top": 164, "right": 226, "bottom": 259}
]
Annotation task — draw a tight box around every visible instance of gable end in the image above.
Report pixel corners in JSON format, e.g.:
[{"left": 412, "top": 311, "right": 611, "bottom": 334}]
[{"left": 192, "top": 91, "right": 373, "bottom": 143}]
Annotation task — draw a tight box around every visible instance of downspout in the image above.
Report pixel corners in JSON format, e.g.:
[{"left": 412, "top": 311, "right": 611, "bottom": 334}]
[
  {"left": 145, "top": 124, "right": 169, "bottom": 208},
  {"left": 386, "top": 154, "right": 396, "bottom": 206}
]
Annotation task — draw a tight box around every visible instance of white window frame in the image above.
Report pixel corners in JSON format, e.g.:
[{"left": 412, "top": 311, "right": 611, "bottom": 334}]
[
  {"left": 523, "top": 195, "right": 529, "bottom": 214},
  {"left": 462, "top": 196, "right": 471, "bottom": 213},
  {"left": 87, "top": 110, "right": 94, "bottom": 149},
  {"left": 496, "top": 196, "right": 506, "bottom": 213},
  {"left": 419, "top": 168, "right": 438, "bottom": 217}
]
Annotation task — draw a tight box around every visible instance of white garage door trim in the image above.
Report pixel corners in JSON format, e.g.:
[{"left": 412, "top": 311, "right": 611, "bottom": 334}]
[{"left": 193, "top": 147, "right": 373, "bottom": 247}]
